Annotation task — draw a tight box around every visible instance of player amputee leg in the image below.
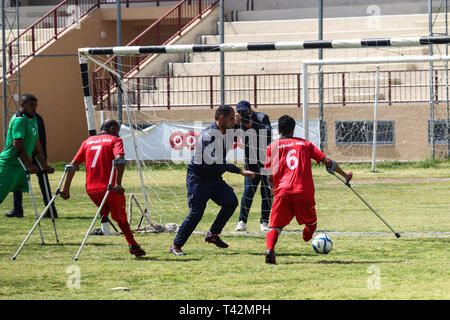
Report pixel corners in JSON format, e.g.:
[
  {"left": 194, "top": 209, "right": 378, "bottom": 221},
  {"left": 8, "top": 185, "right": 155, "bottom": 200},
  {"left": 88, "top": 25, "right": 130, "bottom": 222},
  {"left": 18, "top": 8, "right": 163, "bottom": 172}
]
[
  {"left": 0, "top": 165, "right": 28, "bottom": 203},
  {"left": 291, "top": 194, "right": 317, "bottom": 242},
  {"left": 88, "top": 191, "right": 138, "bottom": 246}
]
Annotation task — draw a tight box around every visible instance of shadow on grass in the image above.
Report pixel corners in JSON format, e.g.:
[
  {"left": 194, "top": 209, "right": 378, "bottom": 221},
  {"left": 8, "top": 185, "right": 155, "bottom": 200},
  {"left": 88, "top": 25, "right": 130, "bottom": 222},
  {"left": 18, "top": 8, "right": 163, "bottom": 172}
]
[
  {"left": 130, "top": 256, "right": 203, "bottom": 262},
  {"left": 17, "top": 242, "right": 112, "bottom": 247},
  {"left": 283, "top": 259, "right": 403, "bottom": 265},
  {"left": 247, "top": 252, "right": 317, "bottom": 257}
]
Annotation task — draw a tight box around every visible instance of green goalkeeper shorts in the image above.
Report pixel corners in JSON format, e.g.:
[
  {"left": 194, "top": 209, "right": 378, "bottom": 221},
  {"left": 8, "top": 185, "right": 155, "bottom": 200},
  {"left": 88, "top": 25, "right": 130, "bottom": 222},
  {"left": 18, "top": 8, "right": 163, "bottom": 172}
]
[{"left": 0, "top": 164, "right": 28, "bottom": 203}]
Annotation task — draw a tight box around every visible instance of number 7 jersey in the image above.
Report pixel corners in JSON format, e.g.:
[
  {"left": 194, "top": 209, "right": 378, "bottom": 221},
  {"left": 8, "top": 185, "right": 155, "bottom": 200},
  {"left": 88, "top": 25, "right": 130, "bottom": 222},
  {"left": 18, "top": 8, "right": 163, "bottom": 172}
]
[
  {"left": 264, "top": 137, "right": 325, "bottom": 204},
  {"left": 74, "top": 133, "right": 125, "bottom": 194}
]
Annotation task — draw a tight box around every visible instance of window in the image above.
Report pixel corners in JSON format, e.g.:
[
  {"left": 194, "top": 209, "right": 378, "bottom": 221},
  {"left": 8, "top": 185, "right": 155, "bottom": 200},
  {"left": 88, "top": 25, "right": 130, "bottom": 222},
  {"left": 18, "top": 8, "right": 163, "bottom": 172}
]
[
  {"left": 428, "top": 119, "right": 450, "bottom": 144},
  {"left": 335, "top": 120, "right": 395, "bottom": 145}
]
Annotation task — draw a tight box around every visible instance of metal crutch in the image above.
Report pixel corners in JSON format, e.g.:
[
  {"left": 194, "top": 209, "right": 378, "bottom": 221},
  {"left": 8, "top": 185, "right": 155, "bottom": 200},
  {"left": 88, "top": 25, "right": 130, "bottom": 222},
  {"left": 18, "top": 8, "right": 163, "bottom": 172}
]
[
  {"left": 73, "top": 159, "right": 127, "bottom": 261},
  {"left": 33, "top": 156, "right": 59, "bottom": 242},
  {"left": 330, "top": 171, "right": 401, "bottom": 238},
  {"left": 17, "top": 158, "right": 45, "bottom": 245},
  {"left": 12, "top": 165, "right": 78, "bottom": 260}
]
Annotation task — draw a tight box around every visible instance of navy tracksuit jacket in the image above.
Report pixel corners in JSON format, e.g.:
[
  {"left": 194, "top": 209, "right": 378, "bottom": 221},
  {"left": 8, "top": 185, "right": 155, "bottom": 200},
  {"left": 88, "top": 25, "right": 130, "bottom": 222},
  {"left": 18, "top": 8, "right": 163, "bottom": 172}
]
[{"left": 173, "top": 123, "right": 241, "bottom": 247}]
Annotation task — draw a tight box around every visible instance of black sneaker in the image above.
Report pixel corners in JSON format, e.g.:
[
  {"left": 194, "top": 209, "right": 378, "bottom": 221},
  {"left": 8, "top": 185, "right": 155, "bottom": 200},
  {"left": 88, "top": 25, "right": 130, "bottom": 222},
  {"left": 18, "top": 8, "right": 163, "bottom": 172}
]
[
  {"left": 265, "top": 249, "right": 276, "bottom": 264},
  {"left": 5, "top": 209, "right": 23, "bottom": 218},
  {"left": 169, "top": 245, "right": 185, "bottom": 256},
  {"left": 205, "top": 232, "right": 228, "bottom": 249},
  {"left": 129, "top": 244, "right": 146, "bottom": 257}
]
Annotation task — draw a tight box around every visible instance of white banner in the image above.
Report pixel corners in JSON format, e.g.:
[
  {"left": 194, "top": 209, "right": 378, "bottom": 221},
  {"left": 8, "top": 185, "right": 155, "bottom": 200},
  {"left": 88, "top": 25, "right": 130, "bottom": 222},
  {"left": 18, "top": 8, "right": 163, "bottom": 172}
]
[{"left": 120, "top": 120, "right": 320, "bottom": 162}]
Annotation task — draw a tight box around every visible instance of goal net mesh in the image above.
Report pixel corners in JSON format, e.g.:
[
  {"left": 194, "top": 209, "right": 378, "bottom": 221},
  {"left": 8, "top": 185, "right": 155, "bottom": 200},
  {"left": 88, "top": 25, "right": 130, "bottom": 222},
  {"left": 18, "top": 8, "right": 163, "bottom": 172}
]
[{"left": 80, "top": 42, "right": 450, "bottom": 232}]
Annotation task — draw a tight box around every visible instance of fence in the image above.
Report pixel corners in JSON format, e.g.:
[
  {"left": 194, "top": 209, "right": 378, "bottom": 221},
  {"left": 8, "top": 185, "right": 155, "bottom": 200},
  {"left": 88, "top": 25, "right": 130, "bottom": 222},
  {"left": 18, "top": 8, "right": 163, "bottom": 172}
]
[
  {"left": 93, "top": 69, "right": 450, "bottom": 110},
  {"left": 92, "top": 0, "right": 219, "bottom": 84},
  {"left": 0, "top": 0, "right": 185, "bottom": 79}
]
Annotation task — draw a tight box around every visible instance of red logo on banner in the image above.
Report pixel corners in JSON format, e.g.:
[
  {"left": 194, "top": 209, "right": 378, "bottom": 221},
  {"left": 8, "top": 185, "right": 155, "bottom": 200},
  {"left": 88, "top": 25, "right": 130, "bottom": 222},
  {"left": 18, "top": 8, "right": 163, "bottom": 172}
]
[{"left": 169, "top": 131, "right": 200, "bottom": 150}]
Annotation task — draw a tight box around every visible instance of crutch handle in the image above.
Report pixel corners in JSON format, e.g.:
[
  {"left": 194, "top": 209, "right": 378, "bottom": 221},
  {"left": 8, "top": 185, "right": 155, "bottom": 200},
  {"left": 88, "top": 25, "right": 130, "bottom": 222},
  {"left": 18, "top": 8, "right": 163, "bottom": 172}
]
[
  {"left": 65, "top": 165, "right": 79, "bottom": 172},
  {"left": 113, "top": 159, "right": 128, "bottom": 166}
]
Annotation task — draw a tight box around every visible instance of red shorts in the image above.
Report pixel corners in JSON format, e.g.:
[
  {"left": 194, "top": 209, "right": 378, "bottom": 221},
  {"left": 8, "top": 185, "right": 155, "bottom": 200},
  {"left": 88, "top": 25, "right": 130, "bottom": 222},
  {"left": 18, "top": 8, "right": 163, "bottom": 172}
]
[
  {"left": 269, "top": 193, "right": 317, "bottom": 228},
  {"left": 88, "top": 190, "right": 127, "bottom": 223}
]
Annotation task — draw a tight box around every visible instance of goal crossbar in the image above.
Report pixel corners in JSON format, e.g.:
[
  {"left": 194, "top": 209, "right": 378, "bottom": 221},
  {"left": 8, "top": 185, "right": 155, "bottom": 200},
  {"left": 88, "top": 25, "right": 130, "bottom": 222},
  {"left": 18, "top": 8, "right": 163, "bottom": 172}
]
[{"left": 78, "top": 35, "right": 450, "bottom": 56}]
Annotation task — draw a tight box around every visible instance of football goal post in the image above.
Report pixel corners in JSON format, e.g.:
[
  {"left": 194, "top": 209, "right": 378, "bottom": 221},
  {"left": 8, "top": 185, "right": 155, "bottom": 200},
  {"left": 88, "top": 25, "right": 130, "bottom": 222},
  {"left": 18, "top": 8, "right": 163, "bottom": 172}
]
[{"left": 78, "top": 35, "right": 450, "bottom": 231}]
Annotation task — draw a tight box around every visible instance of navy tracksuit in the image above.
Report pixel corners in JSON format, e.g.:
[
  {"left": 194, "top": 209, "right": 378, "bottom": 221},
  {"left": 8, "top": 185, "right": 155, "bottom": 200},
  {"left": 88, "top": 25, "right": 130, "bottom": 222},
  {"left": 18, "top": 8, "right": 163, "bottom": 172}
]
[{"left": 173, "top": 123, "right": 241, "bottom": 248}]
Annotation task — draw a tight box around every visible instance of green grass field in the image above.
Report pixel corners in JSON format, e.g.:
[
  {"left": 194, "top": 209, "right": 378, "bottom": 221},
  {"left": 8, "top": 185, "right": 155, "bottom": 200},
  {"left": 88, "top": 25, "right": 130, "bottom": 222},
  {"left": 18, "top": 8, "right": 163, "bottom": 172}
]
[{"left": 0, "top": 160, "right": 449, "bottom": 300}]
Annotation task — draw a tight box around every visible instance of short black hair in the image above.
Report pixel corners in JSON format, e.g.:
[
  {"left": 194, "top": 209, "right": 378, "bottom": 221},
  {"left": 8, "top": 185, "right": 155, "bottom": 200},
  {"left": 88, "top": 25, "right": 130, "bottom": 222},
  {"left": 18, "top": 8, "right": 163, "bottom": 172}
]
[
  {"left": 278, "top": 115, "right": 296, "bottom": 136},
  {"left": 215, "top": 105, "right": 234, "bottom": 121},
  {"left": 22, "top": 94, "right": 37, "bottom": 104},
  {"left": 100, "top": 119, "right": 120, "bottom": 131}
]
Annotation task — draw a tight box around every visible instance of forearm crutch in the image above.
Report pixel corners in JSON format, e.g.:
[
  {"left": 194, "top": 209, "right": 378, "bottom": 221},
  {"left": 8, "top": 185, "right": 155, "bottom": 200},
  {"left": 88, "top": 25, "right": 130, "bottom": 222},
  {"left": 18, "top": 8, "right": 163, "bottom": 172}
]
[
  {"left": 12, "top": 165, "right": 78, "bottom": 260},
  {"left": 33, "top": 156, "right": 58, "bottom": 242},
  {"left": 329, "top": 171, "right": 401, "bottom": 238},
  {"left": 17, "top": 158, "right": 45, "bottom": 245},
  {"left": 74, "top": 159, "right": 127, "bottom": 261}
]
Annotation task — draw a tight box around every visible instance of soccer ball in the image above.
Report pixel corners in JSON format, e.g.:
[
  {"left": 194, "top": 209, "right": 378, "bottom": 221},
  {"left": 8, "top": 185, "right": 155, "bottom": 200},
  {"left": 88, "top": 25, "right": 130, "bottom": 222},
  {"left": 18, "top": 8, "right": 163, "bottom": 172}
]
[{"left": 311, "top": 233, "right": 333, "bottom": 254}]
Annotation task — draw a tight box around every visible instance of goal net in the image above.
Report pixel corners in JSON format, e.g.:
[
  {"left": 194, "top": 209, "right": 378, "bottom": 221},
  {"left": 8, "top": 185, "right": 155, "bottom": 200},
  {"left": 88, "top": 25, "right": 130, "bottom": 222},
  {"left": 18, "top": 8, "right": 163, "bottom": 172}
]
[{"left": 78, "top": 36, "right": 450, "bottom": 232}]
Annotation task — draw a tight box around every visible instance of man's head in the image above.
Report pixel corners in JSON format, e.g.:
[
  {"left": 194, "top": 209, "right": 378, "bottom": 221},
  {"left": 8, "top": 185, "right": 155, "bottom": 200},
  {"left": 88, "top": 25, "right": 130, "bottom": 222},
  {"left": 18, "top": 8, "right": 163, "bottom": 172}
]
[
  {"left": 100, "top": 119, "right": 120, "bottom": 137},
  {"left": 215, "top": 105, "right": 235, "bottom": 131},
  {"left": 278, "top": 115, "right": 296, "bottom": 137},
  {"left": 20, "top": 94, "right": 38, "bottom": 118},
  {"left": 236, "top": 100, "right": 253, "bottom": 127}
]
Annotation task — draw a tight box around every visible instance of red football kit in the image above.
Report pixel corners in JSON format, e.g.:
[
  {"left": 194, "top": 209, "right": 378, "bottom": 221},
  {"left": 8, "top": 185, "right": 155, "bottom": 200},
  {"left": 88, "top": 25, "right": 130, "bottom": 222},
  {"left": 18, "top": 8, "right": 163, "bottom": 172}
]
[
  {"left": 74, "top": 134, "right": 124, "bottom": 194},
  {"left": 264, "top": 137, "right": 325, "bottom": 229},
  {"left": 74, "top": 133, "right": 137, "bottom": 246}
]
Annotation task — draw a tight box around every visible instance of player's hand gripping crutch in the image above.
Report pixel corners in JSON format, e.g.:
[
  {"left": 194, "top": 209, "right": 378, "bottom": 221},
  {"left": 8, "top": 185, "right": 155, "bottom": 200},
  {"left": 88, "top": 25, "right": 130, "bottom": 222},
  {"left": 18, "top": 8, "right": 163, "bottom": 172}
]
[
  {"left": 73, "top": 159, "right": 127, "bottom": 261},
  {"left": 17, "top": 158, "right": 45, "bottom": 245},
  {"left": 326, "top": 161, "right": 401, "bottom": 238},
  {"left": 12, "top": 165, "right": 78, "bottom": 260}
]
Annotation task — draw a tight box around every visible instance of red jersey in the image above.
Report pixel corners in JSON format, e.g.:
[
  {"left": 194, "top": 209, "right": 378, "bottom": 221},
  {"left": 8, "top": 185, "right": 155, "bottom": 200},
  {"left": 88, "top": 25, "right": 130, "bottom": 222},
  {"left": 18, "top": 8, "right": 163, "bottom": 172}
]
[
  {"left": 74, "top": 133, "right": 125, "bottom": 194},
  {"left": 264, "top": 137, "right": 325, "bottom": 204}
]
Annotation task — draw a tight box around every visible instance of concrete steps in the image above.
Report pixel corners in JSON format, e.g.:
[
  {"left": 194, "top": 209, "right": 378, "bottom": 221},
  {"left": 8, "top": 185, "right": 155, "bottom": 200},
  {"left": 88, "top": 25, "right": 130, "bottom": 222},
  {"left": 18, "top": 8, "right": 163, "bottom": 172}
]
[
  {"left": 223, "top": 14, "right": 439, "bottom": 34},
  {"left": 232, "top": 0, "right": 436, "bottom": 21}
]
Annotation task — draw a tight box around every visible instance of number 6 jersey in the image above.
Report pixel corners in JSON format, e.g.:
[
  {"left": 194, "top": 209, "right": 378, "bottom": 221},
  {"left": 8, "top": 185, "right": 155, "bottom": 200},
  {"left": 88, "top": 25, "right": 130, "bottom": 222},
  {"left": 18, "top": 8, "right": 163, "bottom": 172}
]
[
  {"left": 264, "top": 137, "right": 325, "bottom": 204},
  {"left": 73, "top": 133, "right": 125, "bottom": 194}
]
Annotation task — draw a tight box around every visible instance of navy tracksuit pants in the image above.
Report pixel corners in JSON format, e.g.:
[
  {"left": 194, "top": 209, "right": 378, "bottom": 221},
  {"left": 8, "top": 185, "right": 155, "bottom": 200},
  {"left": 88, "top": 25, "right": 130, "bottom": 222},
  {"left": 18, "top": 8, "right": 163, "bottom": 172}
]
[{"left": 173, "top": 173, "right": 238, "bottom": 248}]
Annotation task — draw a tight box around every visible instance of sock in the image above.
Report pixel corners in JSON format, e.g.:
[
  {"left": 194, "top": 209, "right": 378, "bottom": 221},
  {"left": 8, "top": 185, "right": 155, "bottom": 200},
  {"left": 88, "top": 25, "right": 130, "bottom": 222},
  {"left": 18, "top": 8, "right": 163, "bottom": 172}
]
[
  {"left": 117, "top": 221, "right": 138, "bottom": 246},
  {"left": 101, "top": 222, "right": 111, "bottom": 235},
  {"left": 266, "top": 229, "right": 279, "bottom": 252}
]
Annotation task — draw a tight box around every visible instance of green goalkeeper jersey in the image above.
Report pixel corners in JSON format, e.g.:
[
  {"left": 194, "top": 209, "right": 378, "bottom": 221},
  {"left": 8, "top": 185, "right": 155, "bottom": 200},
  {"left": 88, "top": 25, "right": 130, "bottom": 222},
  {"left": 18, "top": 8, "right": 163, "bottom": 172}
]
[{"left": 0, "top": 112, "right": 39, "bottom": 167}]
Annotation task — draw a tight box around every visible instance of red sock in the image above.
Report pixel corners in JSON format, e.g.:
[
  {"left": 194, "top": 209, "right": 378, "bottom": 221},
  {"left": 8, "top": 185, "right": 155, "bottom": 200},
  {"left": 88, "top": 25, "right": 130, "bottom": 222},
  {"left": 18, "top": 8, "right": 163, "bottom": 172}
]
[
  {"left": 117, "top": 221, "right": 138, "bottom": 246},
  {"left": 266, "top": 229, "right": 279, "bottom": 252}
]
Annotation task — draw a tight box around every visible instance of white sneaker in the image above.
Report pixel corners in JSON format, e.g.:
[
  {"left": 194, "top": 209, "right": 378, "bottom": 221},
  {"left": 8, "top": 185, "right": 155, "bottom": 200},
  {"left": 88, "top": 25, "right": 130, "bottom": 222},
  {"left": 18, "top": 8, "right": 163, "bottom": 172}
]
[
  {"left": 260, "top": 222, "right": 270, "bottom": 232},
  {"left": 235, "top": 221, "right": 247, "bottom": 232}
]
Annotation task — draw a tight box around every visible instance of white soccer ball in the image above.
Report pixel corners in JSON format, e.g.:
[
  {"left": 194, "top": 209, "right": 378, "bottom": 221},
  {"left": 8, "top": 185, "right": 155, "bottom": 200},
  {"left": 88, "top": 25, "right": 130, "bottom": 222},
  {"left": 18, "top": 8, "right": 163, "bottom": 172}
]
[{"left": 311, "top": 233, "right": 333, "bottom": 254}]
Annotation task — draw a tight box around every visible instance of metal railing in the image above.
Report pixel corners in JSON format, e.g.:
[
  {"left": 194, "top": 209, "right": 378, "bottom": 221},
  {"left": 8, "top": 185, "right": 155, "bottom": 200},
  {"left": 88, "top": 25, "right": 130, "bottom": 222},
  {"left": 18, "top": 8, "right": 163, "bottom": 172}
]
[
  {"left": 0, "top": 0, "right": 181, "bottom": 79},
  {"left": 93, "top": 69, "right": 450, "bottom": 110},
  {"left": 92, "top": 0, "right": 219, "bottom": 87}
]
